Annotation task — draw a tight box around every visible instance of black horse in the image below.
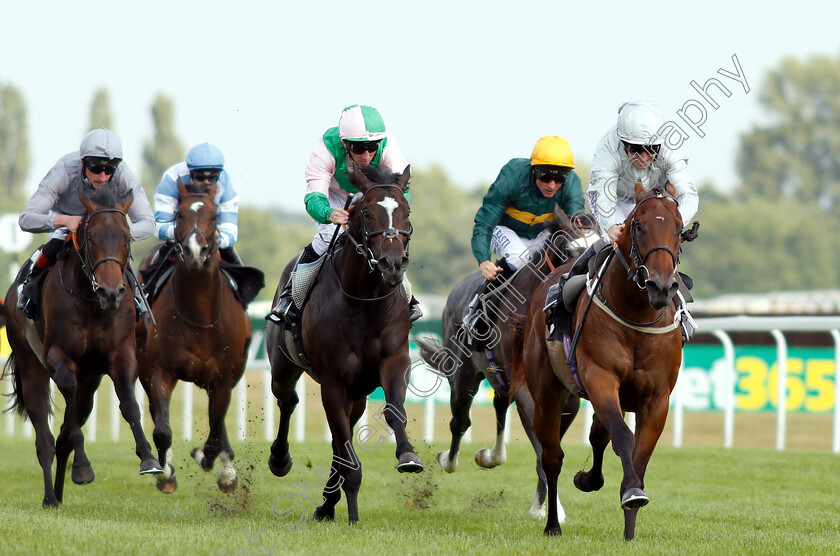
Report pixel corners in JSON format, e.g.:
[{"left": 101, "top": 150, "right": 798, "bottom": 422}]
[{"left": 266, "top": 162, "right": 422, "bottom": 524}]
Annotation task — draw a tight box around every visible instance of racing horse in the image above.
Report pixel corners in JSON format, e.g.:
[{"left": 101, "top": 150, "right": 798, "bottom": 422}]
[
  {"left": 265, "top": 162, "right": 422, "bottom": 524},
  {"left": 515, "top": 182, "right": 684, "bottom": 539},
  {"left": 136, "top": 180, "right": 253, "bottom": 494},
  {"left": 415, "top": 208, "right": 598, "bottom": 520},
  {"left": 2, "top": 185, "right": 161, "bottom": 507}
]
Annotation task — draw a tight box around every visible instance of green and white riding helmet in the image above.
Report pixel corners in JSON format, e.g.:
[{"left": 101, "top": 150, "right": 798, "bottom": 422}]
[{"left": 338, "top": 104, "right": 387, "bottom": 142}]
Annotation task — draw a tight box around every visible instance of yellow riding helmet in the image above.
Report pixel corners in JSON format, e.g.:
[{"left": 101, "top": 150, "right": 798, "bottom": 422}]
[{"left": 531, "top": 136, "right": 575, "bottom": 168}]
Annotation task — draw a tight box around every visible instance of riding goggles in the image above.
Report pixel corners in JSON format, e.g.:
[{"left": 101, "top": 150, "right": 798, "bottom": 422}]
[
  {"left": 346, "top": 141, "right": 381, "bottom": 155},
  {"left": 622, "top": 141, "right": 661, "bottom": 156},
  {"left": 190, "top": 170, "right": 221, "bottom": 183},
  {"left": 534, "top": 167, "right": 571, "bottom": 184},
  {"left": 85, "top": 158, "right": 119, "bottom": 176}
]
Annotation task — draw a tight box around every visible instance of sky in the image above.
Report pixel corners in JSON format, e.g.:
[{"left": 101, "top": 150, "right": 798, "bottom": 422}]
[{"left": 2, "top": 0, "right": 839, "bottom": 213}]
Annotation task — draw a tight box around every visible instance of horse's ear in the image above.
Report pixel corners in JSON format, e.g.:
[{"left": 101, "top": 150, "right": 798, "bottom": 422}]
[
  {"left": 553, "top": 205, "right": 571, "bottom": 230},
  {"left": 634, "top": 180, "right": 646, "bottom": 203},
  {"left": 79, "top": 186, "right": 97, "bottom": 213},
  {"left": 117, "top": 189, "right": 134, "bottom": 213},
  {"left": 397, "top": 165, "right": 411, "bottom": 192},
  {"left": 664, "top": 180, "right": 676, "bottom": 198},
  {"left": 346, "top": 156, "right": 372, "bottom": 194}
]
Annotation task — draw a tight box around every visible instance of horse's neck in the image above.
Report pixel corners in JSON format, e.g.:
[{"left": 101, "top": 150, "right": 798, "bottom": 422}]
[{"left": 172, "top": 256, "right": 222, "bottom": 309}]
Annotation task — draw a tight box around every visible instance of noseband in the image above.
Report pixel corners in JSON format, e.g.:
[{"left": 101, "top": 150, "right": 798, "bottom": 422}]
[
  {"left": 72, "top": 208, "right": 131, "bottom": 293},
  {"left": 173, "top": 192, "right": 217, "bottom": 261},
  {"left": 345, "top": 184, "right": 412, "bottom": 271},
  {"left": 617, "top": 190, "right": 679, "bottom": 289}
]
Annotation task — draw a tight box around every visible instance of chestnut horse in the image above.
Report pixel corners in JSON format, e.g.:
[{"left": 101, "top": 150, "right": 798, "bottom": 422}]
[
  {"left": 136, "top": 180, "right": 253, "bottom": 494},
  {"left": 265, "top": 163, "right": 422, "bottom": 525},
  {"left": 516, "top": 183, "right": 684, "bottom": 539},
  {"left": 415, "top": 208, "right": 598, "bottom": 520},
  {"left": 3, "top": 185, "right": 161, "bottom": 507}
]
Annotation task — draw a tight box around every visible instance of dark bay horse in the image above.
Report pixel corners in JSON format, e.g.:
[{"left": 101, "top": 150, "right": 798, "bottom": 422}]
[
  {"left": 415, "top": 208, "right": 598, "bottom": 520},
  {"left": 516, "top": 182, "right": 684, "bottom": 539},
  {"left": 266, "top": 163, "right": 422, "bottom": 524},
  {"left": 2, "top": 185, "right": 162, "bottom": 507},
  {"left": 136, "top": 180, "right": 253, "bottom": 494}
]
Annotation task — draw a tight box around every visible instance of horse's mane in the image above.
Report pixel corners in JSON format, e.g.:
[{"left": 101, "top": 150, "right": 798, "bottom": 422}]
[
  {"left": 361, "top": 165, "right": 403, "bottom": 186},
  {"left": 81, "top": 183, "right": 129, "bottom": 208},
  {"left": 184, "top": 181, "right": 213, "bottom": 196}
]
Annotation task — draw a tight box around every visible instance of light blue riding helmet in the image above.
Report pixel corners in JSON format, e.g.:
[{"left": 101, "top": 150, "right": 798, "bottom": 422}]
[{"left": 186, "top": 143, "right": 225, "bottom": 170}]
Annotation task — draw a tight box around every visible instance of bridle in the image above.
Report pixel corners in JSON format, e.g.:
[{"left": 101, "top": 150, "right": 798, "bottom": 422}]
[
  {"left": 342, "top": 184, "right": 412, "bottom": 272},
  {"left": 614, "top": 190, "right": 680, "bottom": 290},
  {"left": 172, "top": 192, "right": 218, "bottom": 262},
  {"left": 70, "top": 208, "right": 131, "bottom": 295}
]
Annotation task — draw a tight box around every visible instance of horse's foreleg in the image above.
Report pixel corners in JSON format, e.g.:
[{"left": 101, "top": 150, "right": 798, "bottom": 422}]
[
  {"left": 621, "top": 393, "right": 671, "bottom": 541},
  {"left": 109, "top": 350, "right": 161, "bottom": 475},
  {"left": 68, "top": 376, "right": 103, "bottom": 486},
  {"left": 200, "top": 379, "right": 237, "bottom": 492},
  {"left": 439, "top": 367, "right": 483, "bottom": 473},
  {"left": 574, "top": 411, "right": 609, "bottom": 493},
  {"left": 531, "top": 388, "right": 568, "bottom": 536},
  {"left": 48, "top": 352, "right": 86, "bottom": 503},
  {"left": 315, "top": 386, "right": 358, "bottom": 524},
  {"left": 382, "top": 357, "right": 423, "bottom": 473},
  {"left": 145, "top": 370, "right": 177, "bottom": 493},
  {"left": 268, "top": 367, "right": 302, "bottom": 477}
]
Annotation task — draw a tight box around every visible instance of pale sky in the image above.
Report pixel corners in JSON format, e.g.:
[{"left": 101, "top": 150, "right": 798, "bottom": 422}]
[{"left": 3, "top": 0, "right": 838, "bottom": 212}]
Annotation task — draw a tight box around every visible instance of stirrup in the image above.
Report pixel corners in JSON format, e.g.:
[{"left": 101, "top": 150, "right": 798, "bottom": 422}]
[
  {"left": 409, "top": 300, "right": 423, "bottom": 322},
  {"left": 267, "top": 291, "right": 297, "bottom": 324}
]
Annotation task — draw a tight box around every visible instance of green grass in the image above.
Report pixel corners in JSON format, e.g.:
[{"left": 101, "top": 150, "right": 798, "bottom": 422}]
[{"left": 1, "top": 436, "right": 839, "bottom": 555}]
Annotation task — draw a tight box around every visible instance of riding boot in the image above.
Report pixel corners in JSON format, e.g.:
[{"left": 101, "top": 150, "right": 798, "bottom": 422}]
[
  {"left": 219, "top": 246, "right": 244, "bottom": 266},
  {"left": 555, "top": 239, "right": 605, "bottom": 298},
  {"left": 463, "top": 259, "right": 515, "bottom": 349},
  {"left": 409, "top": 296, "right": 423, "bottom": 322},
  {"left": 267, "top": 244, "right": 319, "bottom": 324},
  {"left": 16, "top": 240, "right": 62, "bottom": 319},
  {"left": 133, "top": 286, "right": 148, "bottom": 321},
  {"left": 675, "top": 271, "right": 696, "bottom": 345}
]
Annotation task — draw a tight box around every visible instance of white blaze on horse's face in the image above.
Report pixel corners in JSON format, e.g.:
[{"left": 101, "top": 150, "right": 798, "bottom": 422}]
[
  {"left": 377, "top": 196, "right": 400, "bottom": 230},
  {"left": 186, "top": 200, "right": 206, "bottom": 261}
]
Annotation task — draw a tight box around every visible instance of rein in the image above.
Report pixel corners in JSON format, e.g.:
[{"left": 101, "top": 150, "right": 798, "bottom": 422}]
[{"left": 68, "top": 208, "right": 131, "bottom": 297}]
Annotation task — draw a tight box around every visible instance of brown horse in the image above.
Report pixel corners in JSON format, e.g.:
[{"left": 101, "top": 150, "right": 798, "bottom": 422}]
[
  {"left": 265, "top": 163, "right": 422, "bottom": 525},
  {"left": 415, "top": 208, "right": 598, "bottom": 520},
  {"left": 516, "top": 182, "right": 684, "bottom": 539},
  {"left": 3, "top": 185, "right": 162, "bottom": 507},
  {"left": 136, "top": 180, "right": 253, "bottom": 494}
]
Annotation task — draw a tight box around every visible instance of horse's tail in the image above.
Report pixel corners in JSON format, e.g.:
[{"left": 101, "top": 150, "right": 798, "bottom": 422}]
[
  {"left": 414, "top": 333, "right": 447, "bottom": 376},
  {"left": 2, "top": 354, "right": 27, "bottom": 417},
  {"left": 509, "top": 315, "right": 528, "bottom": 403}
]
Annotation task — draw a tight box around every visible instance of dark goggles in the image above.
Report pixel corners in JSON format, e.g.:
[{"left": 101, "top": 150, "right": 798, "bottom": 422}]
[
  {"left": 622, "top": 141, "right": 661, "bottom": 156},
  {"left": 85, "top": 158, "right": 119, "bottom": 176},
  {"left": 190, "top": 170, "right": 221, "bottom": 183},
  {"left": 346, "top": 141, "right": 381, "bottom": 155},
  {"left": 534, "top": 167, "right": 571, "bottom": 184}
]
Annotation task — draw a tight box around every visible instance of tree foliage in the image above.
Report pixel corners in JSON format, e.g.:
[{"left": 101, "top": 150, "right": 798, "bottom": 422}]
[
  {"left": 0, "top": 81, "right": 30, "bottom": 200},
  {"left": 89, "top": 88, "right": 113, "bottom": 131},
  {"left": 736, "top": 55, "right": 840, "bottom": 209},
  {"left": 141, "top": 93, "right": 185, "bottom": 198}
]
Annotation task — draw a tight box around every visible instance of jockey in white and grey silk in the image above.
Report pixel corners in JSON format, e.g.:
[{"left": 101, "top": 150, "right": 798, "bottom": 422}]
[
  {"left": 154, "top": 143, "right": 240, "bottom": 261},
  {"left": 587, "top": 101, "right": 698, "bottom": 244}
]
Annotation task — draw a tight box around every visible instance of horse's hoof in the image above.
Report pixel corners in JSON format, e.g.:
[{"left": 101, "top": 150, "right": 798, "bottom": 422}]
[
  {"left": 268, "top": 453, "right": 293, "bottom": 477},
  {"left": 620, "top": 488, "right": 649, "bottom": 510},
  {"left": 156, "top": 476, "right": 178, "bottom": 494},
  {"left": 436, "top": 451, "right": 458, "bottom": 473},
  {"left": 574, "top": 470, "right": 603, "bottom": 492},
  {"left": 397, "top": 452, "right": 424, "bottom": 473},
  {"left": 42, "top": 496, "right": 60, "bottom": 508},
  {"left": 313, "top": 505, "right": 335, "bottom": 522},
  {"left": 474, "top": 448, "right": 503, "bottom": 469},
  {"left": 71, "top": 463, "right": 96, "bottom": 485},
  {"left": 543, "top": 525, "right": 562, "bottom": 536},
  {"left": 140, "top": 458, "right": 164, "bottom": 475},
  {"left": 218, "top": 476, "right": 238, "bottom": 494},
  {"left": 190, "top": 448, "right": 213, "bottom": 471}
]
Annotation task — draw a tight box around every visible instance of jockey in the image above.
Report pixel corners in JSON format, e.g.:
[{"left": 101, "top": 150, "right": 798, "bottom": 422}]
[
  {"left": 561, "top": 101, "right": 699, "bottom": 342},
  {"left": 463, "top": 136, "right": 584, "bottom": 338},
  {"left": 153, "top": 142, "right": 243, "bottom": 265},
  {"left": 16, "top": 128, "right": 155, "bottom": 319},
  {"left": 267, "top": 104, "right": 422, "bottom": 324}
]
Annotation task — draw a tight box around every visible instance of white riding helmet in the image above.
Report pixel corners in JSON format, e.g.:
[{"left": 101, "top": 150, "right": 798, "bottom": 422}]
[
  {"left": 616, "top": 101, "right": 665, "bottom": 146},
  {"left": 338, "top": 104, "right": 387, "bottom": 142},
  {"left": 79, "top": 128, "right": 123, "bottom": 161}
]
